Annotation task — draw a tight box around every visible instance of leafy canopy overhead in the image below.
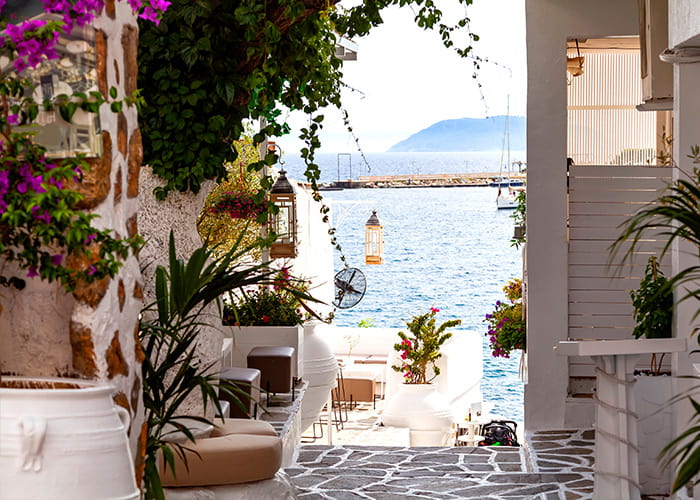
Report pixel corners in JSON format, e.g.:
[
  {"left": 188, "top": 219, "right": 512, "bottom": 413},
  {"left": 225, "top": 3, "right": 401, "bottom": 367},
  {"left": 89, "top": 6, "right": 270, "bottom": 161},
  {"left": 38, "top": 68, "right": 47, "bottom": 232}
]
[{"left": 138, "top": 0, "right": 476, "bottom": 199}]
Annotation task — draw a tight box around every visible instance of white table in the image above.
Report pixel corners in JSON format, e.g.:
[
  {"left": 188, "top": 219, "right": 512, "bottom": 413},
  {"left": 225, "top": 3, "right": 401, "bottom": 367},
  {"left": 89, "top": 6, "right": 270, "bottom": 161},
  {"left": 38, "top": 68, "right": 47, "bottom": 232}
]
[{"left": 554, "top": 338, "right": 687, "bottom": 500}]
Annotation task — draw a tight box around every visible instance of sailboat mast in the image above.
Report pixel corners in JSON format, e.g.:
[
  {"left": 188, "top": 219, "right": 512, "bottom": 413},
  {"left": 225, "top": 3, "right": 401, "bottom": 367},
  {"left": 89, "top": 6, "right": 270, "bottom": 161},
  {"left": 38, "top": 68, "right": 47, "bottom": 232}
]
[{"left": 506, "top": 95, "right": 511, "bottom": 178}]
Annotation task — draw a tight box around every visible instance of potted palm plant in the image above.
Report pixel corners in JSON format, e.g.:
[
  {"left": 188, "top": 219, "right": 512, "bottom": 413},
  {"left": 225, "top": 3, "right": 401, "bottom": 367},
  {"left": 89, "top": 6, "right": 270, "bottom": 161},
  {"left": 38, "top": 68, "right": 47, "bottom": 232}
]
[{"left": 382, "top": 307, "right": 461, "bottom": 446}]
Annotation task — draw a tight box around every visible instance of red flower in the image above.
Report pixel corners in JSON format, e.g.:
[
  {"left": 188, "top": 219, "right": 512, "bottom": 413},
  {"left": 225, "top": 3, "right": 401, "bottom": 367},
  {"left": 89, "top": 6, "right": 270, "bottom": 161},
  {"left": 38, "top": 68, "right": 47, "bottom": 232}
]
[
  {"left": 430, "top": 307, "right": 440, "bottom": 313},
  {"left": 262, "top": 315, "right": 270, "bottom": 323}
]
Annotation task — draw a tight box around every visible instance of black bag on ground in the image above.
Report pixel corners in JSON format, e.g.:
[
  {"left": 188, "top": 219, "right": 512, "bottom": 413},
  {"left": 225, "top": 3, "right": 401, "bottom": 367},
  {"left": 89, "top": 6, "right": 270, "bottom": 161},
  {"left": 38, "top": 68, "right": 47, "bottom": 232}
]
[{"left": 478, "top": 420, "right": 519, "bottom": 447}]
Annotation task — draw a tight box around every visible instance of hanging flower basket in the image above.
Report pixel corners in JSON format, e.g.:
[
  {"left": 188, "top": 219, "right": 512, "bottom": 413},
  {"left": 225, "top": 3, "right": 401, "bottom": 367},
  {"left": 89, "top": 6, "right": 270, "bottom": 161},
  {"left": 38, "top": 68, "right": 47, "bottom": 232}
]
[{"left": 208, "top": 191, "right": 267, "bottom": 219}]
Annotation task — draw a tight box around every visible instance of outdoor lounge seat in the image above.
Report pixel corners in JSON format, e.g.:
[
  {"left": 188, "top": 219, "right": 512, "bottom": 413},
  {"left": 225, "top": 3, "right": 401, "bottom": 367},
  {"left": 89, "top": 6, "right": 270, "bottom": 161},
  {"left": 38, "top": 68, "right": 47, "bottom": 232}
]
[{"left": 160, "top": 420, "right": 282, "bottom": 487}]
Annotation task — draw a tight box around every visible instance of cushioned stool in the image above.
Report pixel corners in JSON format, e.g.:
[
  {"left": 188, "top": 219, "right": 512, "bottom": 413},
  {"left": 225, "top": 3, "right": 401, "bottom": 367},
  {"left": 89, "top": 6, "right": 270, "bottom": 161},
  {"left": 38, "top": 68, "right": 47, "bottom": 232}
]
[
  {"left": 219, "top": 367, "right": 261, "bottom": 419},
  {"left": 342, "top": 376, "right": 377, "bottom": 409},
  {"left": 247, "top": 346, "right": 295, "bottom": 402}
]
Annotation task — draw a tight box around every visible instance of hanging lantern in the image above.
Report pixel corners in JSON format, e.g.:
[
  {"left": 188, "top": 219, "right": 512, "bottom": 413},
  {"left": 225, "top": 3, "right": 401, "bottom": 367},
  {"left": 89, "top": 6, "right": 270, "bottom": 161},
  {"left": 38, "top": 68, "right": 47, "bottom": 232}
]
[
  {"left": 364, "top": 210, "right": 384, "bottom": 265},
  {"left": 269, "top": 169, "right": 297, "bottom": 259}
]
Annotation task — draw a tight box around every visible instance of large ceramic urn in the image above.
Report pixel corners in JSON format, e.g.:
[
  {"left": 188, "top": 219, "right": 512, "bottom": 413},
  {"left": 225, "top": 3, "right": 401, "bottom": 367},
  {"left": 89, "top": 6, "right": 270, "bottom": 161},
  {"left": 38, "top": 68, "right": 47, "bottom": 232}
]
[
  {"left": 300, "top": 320, "right": 338, "bottom": 431},
  {"left": 382, "top": 383, "right": 454, "bottom": 446},
  {"left": 0, "top": 377, "right": 139, "bottom": 499}
]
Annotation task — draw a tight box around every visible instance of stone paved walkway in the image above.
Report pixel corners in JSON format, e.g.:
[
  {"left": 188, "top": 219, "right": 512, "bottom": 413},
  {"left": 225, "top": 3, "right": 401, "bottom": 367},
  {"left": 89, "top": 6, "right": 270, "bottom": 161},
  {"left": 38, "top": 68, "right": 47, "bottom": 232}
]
[
  {"left": 290, "top": 399, "right": 597, "bottom": 499},
  {"left": 286, "top": 441, "right": 595, "bottom": 499}
]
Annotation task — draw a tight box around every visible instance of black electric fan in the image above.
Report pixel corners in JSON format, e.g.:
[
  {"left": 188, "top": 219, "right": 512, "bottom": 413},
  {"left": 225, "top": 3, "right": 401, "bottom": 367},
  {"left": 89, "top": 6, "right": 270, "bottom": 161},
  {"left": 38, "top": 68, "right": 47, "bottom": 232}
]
[{"left": 332, "top": 267, "right": 366, "bottom": 309}]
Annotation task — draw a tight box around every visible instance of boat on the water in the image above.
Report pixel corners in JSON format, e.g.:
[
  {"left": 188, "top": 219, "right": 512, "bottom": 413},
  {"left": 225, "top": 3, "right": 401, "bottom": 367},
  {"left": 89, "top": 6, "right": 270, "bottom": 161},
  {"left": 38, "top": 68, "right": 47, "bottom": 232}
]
[
  {"left": 490, "top": 176, "right": 525, "bottom": 188},
  {"left": 495, "top": 98, "right": 525, "bottom": 209}
]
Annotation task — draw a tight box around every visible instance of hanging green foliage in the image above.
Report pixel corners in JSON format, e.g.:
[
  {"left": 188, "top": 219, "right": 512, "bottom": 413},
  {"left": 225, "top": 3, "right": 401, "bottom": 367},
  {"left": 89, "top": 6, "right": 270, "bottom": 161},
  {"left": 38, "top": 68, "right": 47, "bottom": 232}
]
[{"left": 137, "top": 0, "right": 477, "bottom": 200}]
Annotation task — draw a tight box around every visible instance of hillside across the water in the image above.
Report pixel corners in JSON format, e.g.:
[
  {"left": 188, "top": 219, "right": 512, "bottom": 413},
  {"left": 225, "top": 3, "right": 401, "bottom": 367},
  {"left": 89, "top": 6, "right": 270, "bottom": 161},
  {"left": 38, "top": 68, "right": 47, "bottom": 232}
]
[{"left": 388, "top": 116, "right": 525, "bottom": 152}]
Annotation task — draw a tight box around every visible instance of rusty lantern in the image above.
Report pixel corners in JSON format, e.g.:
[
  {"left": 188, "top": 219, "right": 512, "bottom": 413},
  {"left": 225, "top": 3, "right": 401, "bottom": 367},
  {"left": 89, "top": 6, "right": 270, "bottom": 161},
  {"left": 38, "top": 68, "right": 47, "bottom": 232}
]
[{"left": 269, "top": 169, "right": 297, "bottom": 259}]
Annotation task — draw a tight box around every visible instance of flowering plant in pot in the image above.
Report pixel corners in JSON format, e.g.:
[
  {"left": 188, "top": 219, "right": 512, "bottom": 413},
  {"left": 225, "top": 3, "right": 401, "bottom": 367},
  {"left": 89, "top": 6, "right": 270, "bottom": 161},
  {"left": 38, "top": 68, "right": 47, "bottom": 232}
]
[
  {"left": 222, "top": 267, "right": 310, "bottom": 326},
  {"left": 391, "top": 307, "right": 462, "bottom": 384},
  {"left": 484, "top": 278, "right": 525, "bottom": 358}
]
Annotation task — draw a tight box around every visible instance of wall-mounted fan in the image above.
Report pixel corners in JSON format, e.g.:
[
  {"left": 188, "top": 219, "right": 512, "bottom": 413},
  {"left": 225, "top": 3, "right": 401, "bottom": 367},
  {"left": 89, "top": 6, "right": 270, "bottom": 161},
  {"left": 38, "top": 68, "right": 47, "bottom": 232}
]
[{"left": 333, "top": 267, "right": 366, "bottom": 309}]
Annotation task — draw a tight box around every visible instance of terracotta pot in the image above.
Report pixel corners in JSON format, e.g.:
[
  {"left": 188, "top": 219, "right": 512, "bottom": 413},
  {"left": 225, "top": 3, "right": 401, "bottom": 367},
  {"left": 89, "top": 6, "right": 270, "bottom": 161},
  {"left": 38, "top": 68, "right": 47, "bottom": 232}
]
[
  {"left": 0, "top": 376, "right": 139, "bottom": 499},
  {"left": 382, "top": 383, "right": 454, "bottom": 446}
]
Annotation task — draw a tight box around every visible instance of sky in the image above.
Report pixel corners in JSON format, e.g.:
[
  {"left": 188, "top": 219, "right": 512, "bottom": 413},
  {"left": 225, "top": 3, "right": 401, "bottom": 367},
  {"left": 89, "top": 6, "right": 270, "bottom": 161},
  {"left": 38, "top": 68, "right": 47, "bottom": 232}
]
[{"left": 277, "top": 0, "right": 526, "bottom": 154}]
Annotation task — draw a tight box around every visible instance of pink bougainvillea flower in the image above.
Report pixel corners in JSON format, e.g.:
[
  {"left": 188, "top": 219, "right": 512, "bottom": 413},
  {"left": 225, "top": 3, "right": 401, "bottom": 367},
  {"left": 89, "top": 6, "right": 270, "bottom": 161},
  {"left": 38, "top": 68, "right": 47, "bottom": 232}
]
[
  {"left": 430, "top": 307, "right": 440, "bottom": 313},
  {"left": 27, "top": 266, "right": 39, "bottom": 278},
  {"left": 51, "top": 254, "right": 63, "bottom": 265},
  {"left": 7, "top": 114, "right": 19, "bottom": 126},
  {"left": 87, "top": 265, "right": 97, "bottom": 276},
  {"left": 85, "top": 233, "right": 97, "bottom": 244}
]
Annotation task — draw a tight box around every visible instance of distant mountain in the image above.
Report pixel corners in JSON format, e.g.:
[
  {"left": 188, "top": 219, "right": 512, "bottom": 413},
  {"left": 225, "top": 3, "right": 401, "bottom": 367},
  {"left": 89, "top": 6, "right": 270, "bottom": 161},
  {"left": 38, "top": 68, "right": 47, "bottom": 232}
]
[{"left": 387, "top": 116, "right": 525, "bottom": 153}]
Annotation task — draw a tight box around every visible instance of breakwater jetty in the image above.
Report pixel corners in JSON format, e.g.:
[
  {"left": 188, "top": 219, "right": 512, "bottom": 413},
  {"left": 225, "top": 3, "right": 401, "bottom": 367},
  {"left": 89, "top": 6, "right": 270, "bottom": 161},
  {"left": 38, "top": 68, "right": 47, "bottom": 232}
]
[{"left": 321, "top": 172, "right": 526, "bottom": 190}]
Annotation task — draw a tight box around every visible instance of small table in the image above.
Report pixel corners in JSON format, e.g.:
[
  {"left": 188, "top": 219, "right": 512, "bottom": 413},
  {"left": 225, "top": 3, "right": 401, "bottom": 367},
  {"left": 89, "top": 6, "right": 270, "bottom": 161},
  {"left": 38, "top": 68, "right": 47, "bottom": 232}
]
[
  {"left": 455, "top": 420, "right": 484, "bottom": 446},
  {"left": 554, "top": 338, "right": 687, "bottom": 500}
]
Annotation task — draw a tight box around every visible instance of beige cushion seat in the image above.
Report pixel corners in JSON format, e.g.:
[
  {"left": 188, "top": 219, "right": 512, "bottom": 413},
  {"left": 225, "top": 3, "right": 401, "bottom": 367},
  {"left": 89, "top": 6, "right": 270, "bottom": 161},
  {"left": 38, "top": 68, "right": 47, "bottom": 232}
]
[
  {"left": 160, "top": 419, "right": 282, "bottom": 487},
  {"left": 211, "top": 418, "right": 277, "bottom": 437}
]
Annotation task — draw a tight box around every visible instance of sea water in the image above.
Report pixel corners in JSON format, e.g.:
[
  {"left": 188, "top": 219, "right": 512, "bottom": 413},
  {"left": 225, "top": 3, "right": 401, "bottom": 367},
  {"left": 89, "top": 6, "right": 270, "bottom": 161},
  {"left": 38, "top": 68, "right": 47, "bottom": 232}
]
[{"left": 284, "top": 152, "right": 525, "bottom": 422}]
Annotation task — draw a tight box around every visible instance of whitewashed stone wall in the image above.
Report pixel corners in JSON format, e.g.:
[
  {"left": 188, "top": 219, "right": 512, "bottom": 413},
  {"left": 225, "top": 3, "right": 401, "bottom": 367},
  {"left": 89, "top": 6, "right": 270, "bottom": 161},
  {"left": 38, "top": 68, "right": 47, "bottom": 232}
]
[
  {"left": 138, "top": 169, "right": 223, "bottom": 419},
  {"left": 0, "top": 0, "right": 147, "bottom": 474}
]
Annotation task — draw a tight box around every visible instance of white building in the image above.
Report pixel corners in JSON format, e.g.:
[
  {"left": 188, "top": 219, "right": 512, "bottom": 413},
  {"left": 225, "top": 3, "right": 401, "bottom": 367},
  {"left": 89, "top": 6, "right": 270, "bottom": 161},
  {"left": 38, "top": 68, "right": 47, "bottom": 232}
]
[{"left": 525, "top": 0, "right": 700, "bottom": 497}]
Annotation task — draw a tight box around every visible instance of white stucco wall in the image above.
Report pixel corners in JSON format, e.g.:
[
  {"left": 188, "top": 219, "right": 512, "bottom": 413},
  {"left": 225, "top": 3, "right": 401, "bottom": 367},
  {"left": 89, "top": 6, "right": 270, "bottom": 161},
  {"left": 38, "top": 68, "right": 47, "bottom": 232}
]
[
  {"left": 670, "top": 0, "right": 700, "bottom": 48},
  {"left": 284, "top": 181, "right": 335, "bottom": 317},
  {"left": 525, "top": 0, "right": 638, "bottom": 430}
]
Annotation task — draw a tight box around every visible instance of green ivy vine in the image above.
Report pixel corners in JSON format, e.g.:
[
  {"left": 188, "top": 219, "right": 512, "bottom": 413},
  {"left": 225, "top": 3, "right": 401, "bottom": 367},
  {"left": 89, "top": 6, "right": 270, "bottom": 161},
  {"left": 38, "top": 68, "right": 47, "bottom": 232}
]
[{"left": 137, "top": 0, "right": 477, "bottom": 200}]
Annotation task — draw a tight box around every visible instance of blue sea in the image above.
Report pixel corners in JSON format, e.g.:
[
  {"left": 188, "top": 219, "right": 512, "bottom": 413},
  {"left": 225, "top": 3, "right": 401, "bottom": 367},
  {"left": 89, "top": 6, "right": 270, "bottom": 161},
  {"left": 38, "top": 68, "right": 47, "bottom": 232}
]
[{"left": 285, "top": 152, "right": 525, "bottom": 422}]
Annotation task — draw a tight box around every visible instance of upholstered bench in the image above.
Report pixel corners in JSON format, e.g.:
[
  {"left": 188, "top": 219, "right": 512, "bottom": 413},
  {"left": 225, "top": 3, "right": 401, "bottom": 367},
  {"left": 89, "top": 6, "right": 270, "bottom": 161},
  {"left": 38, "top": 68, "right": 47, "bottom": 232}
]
[
  {"left": 247, "top": 346, "right": 295, "bottom": 401},
  {"left": 219, "top": 367, "right": 261, "bottom": 418},
  {"left": 160, "top": 419, "right": 282, "bottom": 488}
]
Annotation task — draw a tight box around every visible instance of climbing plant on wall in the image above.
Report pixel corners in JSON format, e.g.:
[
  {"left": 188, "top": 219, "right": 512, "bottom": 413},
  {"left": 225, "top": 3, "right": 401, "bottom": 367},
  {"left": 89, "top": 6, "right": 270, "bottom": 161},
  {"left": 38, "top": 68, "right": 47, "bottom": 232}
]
[{"left": 137, "top": 0, "right": 477, "bottom": 200}]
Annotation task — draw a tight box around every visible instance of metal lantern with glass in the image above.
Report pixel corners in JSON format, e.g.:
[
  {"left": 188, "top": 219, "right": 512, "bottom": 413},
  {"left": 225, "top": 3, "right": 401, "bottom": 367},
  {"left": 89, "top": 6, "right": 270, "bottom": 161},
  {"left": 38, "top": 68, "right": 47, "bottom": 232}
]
[
  {"left": 269, "top": 170, "right": 297, "bottom": 259},
  {"left": 364, "top": 210, "right": 383, "bottom": 265}
]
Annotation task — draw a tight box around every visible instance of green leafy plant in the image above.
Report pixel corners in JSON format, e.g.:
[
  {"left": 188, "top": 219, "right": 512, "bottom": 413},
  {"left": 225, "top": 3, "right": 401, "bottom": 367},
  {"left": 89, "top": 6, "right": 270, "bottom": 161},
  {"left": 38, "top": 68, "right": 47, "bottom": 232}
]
[
  {"left": 141, "top": 231, "right": 302, "bottom": 499},
  {"left": 630, "top": 256, "right": 672, "bottom": 375},
  {"left": 484, "top": 278, "right": 525, "bottom": 358},
  {"left": 392, "top": 307, "right": 461, "bottom": 384},
  {"left": 358, "top": 318, "right": 374, "bottom": 328},
  {"left": 510, "top": 190, "right": 526, "bottom": 248},
  {"left": 630, "top": 256, "right": 673, "bottom": 340}
]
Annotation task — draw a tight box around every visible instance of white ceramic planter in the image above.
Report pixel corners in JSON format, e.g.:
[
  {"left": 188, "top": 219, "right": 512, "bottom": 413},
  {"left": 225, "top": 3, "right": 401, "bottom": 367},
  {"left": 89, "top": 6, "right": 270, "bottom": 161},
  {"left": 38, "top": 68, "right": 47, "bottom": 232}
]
[
  {"left": 635, "top": 375, "right": 672, "bottom": 495},
  {"left": 226, "top": 325, "right": 304, "bottom": 379},
  {"left": 300, "top": 321, "right": 338, "bottom": 432},
  {"left": 382, "top": 383, "right": 454, "bottom": 446},
  {"left": 0, "top": 376, "right": 139, "bottom": 499}
]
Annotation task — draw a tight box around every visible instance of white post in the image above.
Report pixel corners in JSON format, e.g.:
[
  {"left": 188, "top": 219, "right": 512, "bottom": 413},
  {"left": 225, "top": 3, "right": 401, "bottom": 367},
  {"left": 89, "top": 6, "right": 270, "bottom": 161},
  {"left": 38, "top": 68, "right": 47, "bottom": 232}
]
[{"left": 326, "top": 395, "right": 333, "bottom": 445}]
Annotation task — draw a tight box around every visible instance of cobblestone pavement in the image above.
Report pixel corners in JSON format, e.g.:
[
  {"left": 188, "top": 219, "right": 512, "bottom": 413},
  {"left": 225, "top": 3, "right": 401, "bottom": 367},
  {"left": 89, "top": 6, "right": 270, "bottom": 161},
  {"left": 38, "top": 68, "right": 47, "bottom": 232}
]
[{"left": 286, "top": 441, "right": 595, "bottom": 500}]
